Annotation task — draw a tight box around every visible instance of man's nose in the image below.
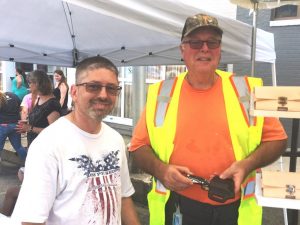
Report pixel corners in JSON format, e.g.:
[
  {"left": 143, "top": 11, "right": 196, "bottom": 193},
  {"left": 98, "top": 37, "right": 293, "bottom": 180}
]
[
  {"left": 201, "top": 42, "right": 210, "bottom": 51},
  {"left": 98, "top": 86, "right": 109, "bottom": 98}
]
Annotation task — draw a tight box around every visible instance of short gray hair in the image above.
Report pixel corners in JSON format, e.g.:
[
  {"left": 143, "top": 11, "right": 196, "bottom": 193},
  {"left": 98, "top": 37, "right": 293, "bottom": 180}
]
[{"left": 75, "top": 56, "right": 118, "bottom": 83}]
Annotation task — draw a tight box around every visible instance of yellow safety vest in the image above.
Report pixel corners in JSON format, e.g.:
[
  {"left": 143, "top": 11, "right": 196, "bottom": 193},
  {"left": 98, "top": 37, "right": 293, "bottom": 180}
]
[{"left": 146, "top": 70, "right": 264, "bottom": 225}]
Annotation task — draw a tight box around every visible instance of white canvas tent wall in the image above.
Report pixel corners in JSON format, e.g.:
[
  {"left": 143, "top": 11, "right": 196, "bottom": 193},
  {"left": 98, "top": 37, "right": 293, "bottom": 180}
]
[{"left": 0, "top": 0, "right": 276, "bottom": 68}]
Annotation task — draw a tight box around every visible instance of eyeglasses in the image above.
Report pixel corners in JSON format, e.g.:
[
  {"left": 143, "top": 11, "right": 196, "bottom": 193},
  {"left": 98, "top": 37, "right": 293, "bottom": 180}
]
[
  {"left": 182, "top": 39, "right": 221, "bottom": 49},
  {"left": 76, "top": 82, "right": 122, "bottom": 96}
]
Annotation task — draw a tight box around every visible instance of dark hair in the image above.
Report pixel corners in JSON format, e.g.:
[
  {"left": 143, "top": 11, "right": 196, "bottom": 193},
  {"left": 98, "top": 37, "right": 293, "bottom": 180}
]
[
  {"left": 16, "top": 68, "right": 29, "bottom": 88},
  {"left": 29, "top": 70, "right": 53, "bottom": 95},
  {"left": 16, "top": 68, "right": 23, "bottom": 75},
  {"left": 54, "top": 69, "right": 68, "bottom": 88},
  {"left": 75, "top": 56, "right": 118, "bottom": 83}
]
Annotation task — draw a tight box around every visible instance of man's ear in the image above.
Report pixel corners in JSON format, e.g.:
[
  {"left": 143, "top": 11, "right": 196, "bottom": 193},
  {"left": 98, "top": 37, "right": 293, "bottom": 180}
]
[
  {"left": 70, "top": 84, "right": 78, "bottom": 101},
  {"left": 180, "top": 44, "right": 185, "bottom": 58},
  {"left": 180, "top": 44, "right": 184, "bottom": 52}
]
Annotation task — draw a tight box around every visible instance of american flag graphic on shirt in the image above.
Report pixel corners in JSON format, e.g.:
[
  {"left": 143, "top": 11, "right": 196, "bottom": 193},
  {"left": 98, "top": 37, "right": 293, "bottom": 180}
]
[{"left": 70, "top": 150, "right": 121, "bottom": 225}]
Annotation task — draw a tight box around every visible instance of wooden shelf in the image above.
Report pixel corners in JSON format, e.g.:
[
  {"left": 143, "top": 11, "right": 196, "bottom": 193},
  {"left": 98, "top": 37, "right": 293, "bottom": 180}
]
[
  {"left": 255, "top": 173, "right": 300, "bottom": 210},
  {"left": 250, "top": 109, "right": 300, "bottom": 119}
]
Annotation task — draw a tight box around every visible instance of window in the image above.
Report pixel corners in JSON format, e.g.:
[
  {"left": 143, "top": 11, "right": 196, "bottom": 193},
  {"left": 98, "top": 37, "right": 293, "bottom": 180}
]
[
  {"left": 166, "top": 65, "right": 187, "bottom": 79},
  {"left": 106, "top": 66, "right": 133, "bottom": 125},
  {"left": 270, "top": 4, "right": 300, "bottom": 26},
  {"left": 16, "top": 62, "right": 33, "bottom": 73},
  {"left": 272, "top": 5, "right": 300, "bottom": 20},
  {"left": 105, "top": 65, "right": 186, "bottom": 125},
  {"left": 275, "top": 5, "right": 297, "bottom": 18}
]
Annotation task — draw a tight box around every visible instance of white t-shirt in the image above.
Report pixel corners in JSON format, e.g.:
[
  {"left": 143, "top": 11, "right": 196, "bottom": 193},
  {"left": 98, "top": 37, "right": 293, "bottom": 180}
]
[{"left": 12, "top": 117, "right": 134, "bottom": 225}]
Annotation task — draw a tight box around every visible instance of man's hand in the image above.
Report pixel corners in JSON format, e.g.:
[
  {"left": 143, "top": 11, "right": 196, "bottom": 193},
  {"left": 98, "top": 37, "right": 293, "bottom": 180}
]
[
  {"left": 220, "top": 139, "right": 287, "bottom": 193},
  {"left": 219, "top": 160, "right": 250, "bottom": 193},
  {"left": 158, "top": 164, "right": 193, "bottom": 191},
  {"left": 132, "top": 145, "right": 193, "bottom": 191}
]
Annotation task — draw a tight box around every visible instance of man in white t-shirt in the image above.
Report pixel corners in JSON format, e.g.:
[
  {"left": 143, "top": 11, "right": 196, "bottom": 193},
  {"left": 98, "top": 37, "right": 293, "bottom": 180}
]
[{"left": 12, "top": 56, "right": 141, "bottom": 225}]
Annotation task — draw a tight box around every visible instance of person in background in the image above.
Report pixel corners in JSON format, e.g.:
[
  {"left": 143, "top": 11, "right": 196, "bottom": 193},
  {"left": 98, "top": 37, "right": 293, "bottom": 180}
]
[
  {"left": 12, "top": 56, "right": 141, "bottom": 225},
  {"left": 3, "top": 71, "right": 60, "bottom": 218},
  {"left": 20, "top": 90, "right": 38, "bottom": 121},
  {"left": 16, "top": 70, "right": 61, "bottom": 146},
  {"left": 0, "top": 91, "right": 27, "bottom": 161},
  {"left": 129, "top": 13, "right": 287, "bottom": 225},
  {"left": 19, "top": 78, "right": 39, "bottom": 148},
  {"left": 53, "top": 69, "right": 69, "bottom": 115},
  {"left": 11, "top": 68, "right": 28, "bottom": 101}
]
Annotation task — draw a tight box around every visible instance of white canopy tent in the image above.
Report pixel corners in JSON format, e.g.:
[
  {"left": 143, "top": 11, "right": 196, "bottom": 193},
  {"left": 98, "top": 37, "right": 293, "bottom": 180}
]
[{"left": 0, "top": 0, "right": 276, "bottom": 68}]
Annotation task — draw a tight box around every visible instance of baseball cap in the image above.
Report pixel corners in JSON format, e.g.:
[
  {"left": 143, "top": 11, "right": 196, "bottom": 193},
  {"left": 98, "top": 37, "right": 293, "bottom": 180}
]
[{"left": 181, "top": 14, "right": 223, "bottom": 40}]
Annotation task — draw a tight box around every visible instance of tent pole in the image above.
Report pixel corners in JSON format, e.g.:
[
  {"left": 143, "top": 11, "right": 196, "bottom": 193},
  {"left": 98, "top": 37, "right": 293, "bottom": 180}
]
[
  {"left": 271, "top": 63, "right": 277, "bottom": 86},
  {"left": 132, "top": 66, "right": 146, "bottom": 127},
  {"left": 251, "top": 1, "right": 259, "bottom": 77}
]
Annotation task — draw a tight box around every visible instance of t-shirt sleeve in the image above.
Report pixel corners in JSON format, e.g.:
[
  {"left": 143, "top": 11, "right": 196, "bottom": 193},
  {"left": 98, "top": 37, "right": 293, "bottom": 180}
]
[
  {"left": 120, "top": 139, "right": 135, "bottom": 197},
  {"left": 20, "top": 94, "right": 30, "bottom": 108},
  {"left": 129, "top": 107, "right": 151, "bottom": 151},
  {"left": 261, "top": 117, "right": 287, "bottom": 142},
  {"left": 12, "top": 137, "right": 57, "bottom": 223}
]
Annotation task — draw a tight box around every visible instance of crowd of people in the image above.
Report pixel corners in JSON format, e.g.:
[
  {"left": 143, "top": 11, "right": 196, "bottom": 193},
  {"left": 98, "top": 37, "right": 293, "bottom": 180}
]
[
  {"left": 0, "top": 13, "right": 288, "bottom": 225},
  {"left": 0, "top": 69, "right": 68, "bottom": 217}
]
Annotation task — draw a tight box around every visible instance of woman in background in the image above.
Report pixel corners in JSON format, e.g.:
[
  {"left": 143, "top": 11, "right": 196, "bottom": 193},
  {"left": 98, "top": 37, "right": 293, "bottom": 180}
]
[
  {"left": 16, "top": 70, "right": 61, "bottom": 146},
  {"left": 20, "top": 77, "right": 39, "bottom": 148},
  {"left": 53, "top": 69, "right": 69, "bottom": 115},
  {"left": 9, "top": 70, "right": 61, "bottom": 216},
  {"left": 11, "top": 69, "right": 28, "bottom": 101}
]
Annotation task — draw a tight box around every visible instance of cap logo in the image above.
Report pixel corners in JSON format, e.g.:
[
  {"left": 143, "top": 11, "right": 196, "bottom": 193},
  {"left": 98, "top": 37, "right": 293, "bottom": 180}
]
[{"left": 202, "top": 15, "right": 212, "bottom": 24}]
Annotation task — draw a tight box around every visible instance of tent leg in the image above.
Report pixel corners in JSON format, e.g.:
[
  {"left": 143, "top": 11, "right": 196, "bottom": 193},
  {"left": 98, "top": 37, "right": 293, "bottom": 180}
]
[
  {"left": 271, "top": 63, "right": 277, "bottom": 86},
  {"left": 251, "top": 1, "right": 259, "bottom": 77}
]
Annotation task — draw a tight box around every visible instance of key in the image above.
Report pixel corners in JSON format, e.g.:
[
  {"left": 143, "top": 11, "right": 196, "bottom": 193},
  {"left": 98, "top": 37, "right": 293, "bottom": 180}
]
[{"left": 187, "top": 174, "right": 235, "bottom": 203}]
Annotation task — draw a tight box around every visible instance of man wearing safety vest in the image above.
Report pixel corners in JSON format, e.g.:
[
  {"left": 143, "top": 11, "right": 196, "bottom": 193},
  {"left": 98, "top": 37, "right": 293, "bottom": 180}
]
[{"left": 129, "top": 13, "right": 287, "bottom": 225}]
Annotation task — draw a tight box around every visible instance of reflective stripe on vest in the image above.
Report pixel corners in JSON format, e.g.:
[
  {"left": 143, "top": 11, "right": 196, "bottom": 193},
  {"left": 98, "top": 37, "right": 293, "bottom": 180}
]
[
  {"left": 243, "top": 176, "right": 256, "bottom": 200},
  {"left": 155, "top": 78, "right": 177, "bottom": 126},
  {"left": 232, "top": 76, "right": 254, "bottom": 126}
]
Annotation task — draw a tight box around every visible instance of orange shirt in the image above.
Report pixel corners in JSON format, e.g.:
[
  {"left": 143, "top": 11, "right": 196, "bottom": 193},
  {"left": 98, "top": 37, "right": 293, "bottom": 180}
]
[{"left": 130, "top": 77, "right": 287, "bottom": 205}]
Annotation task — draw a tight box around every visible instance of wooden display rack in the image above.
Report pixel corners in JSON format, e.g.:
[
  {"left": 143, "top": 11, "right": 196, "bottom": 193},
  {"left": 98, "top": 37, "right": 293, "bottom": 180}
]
[
  {"left": 250, "top": 109, "right": 300, "bottom": 119},
  {"left": 250, "top": 90, "right": 300, "bottom": 119},
  {"left": 255, "top": 173, "right": 300, "bottom": 210},
  {"left": 250, "top": 90, "right": 300, "bottom": 225}
]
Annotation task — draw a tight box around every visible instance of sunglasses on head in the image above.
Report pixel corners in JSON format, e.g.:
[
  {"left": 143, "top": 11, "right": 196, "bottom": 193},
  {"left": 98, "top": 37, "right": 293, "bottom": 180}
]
[
  {"left": 76, "top": 82, "right": 122, "bottom": 96},
  {"left": 182, "top": 39, "right": 221, "bottom": 49}
]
